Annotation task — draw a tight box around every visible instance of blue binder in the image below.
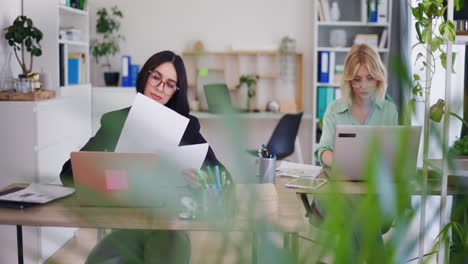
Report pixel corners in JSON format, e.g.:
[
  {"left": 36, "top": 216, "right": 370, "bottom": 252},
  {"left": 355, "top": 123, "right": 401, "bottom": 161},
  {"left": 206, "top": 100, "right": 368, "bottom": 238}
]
[
  {"left": 368, "top": 0, "right": 378, "bottom": 22},
  {"left": 68, "top": 58, "right": 80, "bottom": 85},
  {"left": 316, "top": 86, "right": 336, "bottom": 118},
  {"left": 130, "top": 64, "right": 139, "bottom": 87},
  {"left": 121, "top": 55, "right": 131, "bottom": 87},
  {"left": 318, "top": 51, "right": 330, "bottom": 83}
]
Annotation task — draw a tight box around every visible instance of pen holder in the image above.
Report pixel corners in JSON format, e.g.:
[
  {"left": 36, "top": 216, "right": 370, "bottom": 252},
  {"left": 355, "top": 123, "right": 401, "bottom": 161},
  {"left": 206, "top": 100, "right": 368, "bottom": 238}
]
[{"left": 258, "top": 157, "right": 276, "bottom": 184}]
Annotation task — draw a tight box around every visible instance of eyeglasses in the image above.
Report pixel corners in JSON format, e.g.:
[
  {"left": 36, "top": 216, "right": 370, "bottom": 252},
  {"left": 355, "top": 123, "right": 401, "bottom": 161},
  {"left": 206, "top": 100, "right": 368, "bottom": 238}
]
[
  {"left": 351, "top": 76, "right": 376, "bottom": 88},
  {"left": 148, "top": 70, "right": 179, "bottom": 95}
]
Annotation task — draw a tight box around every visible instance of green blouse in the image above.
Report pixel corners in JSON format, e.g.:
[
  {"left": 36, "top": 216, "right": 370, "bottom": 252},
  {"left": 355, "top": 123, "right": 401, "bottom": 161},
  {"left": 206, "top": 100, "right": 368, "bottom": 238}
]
[{"left": 314, "top": 98, "right": 399, "bottom": 164}]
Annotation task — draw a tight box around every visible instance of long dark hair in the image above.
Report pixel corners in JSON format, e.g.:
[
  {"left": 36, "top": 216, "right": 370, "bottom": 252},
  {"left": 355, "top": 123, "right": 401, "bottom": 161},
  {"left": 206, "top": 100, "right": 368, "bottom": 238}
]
[{"left": 136, "top": 50, "right": 190, "bottom": 116}]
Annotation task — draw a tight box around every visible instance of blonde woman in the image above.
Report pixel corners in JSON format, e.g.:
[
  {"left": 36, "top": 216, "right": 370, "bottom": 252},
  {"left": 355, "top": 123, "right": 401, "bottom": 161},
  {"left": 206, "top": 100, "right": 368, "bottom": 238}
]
[{"left": 314, "top": 43, "right": 398, "bottom": 167}]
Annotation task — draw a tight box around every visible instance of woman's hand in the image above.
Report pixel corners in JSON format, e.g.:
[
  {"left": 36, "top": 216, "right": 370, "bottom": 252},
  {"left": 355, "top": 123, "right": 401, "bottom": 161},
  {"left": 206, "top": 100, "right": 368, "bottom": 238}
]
[{"left": 182, "top": 169, "right": 208, "bottom": 189}]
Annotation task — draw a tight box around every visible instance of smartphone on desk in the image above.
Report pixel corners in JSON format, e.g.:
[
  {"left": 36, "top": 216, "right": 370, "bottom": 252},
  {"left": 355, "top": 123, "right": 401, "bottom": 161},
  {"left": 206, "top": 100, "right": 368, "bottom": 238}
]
[{"left": 285, "top": 177, "right": 327, "bottom": 190}]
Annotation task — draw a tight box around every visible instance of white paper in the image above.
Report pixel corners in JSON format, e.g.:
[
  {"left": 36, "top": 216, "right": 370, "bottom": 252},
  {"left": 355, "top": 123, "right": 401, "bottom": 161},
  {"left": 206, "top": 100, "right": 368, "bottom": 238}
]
[
  {"left": 116, "top": 93, "right": 189, "bottom": 153},
  {"left": 0, "top": 184, "right": 75, "bottom": 203},
  {"left": 276, "top": 161, "right": 323, "bottom": 178},
  {"left": 161, "top": 143, "right": 209, "bottom": 170}
]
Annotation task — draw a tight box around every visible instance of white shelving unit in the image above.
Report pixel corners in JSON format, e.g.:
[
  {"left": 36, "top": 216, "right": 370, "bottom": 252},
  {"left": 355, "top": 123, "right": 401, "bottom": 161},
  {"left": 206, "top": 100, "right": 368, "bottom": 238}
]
[
  {"left": 0, "top": 1, "right": 93, "bottom": 263},
  {"left": 311, "top": 0, "right": 393, "bottom": 163}
]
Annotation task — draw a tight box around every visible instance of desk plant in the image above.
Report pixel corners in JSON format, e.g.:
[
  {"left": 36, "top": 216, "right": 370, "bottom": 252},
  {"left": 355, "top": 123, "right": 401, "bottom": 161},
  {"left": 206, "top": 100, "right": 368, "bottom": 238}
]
[
  {"left": 90, "top": 6, "right": 124, "bottom": 86},
  {"left": 3, "top": 15, "right": 43, "bottom": 76},
  {"left": 235, "top": 74, "right": 259, "bottom": 111}
]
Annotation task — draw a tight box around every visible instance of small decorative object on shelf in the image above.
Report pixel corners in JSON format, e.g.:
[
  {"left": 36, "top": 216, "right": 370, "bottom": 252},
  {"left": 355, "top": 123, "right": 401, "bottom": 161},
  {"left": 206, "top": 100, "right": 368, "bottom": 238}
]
[
  {"left": 330, "top": 1, "right": 340, "bottom": 21},
  {"left": 27, "top": 72, "right": 42, "bottom": 92},
  {"left": 279, "top": 36, "right": 296, "bottom": 53},
  {"left": 266, "top": 100, "right": 280, "bottom": 112},
  {"left": 90, "top": 6, "right": 124, "bottom": 86},
  {"left": 455, "top": 20, "right": 468, "bottom": 35},
  {"left": 329, "top": 29, "right": 347, "bottom": 47},
  {"left": 0, "top": 53, "right": 15, "bottom": 92},
  {"left": 193, "top": 41, "right": 205, "bottom": 53}
]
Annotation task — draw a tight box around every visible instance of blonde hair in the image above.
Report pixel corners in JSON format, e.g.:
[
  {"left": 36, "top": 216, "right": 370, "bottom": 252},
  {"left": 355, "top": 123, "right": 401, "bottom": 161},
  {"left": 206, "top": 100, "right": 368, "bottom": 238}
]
[{"left": 340, "top": 44, "right": 387, "bottom": 105}]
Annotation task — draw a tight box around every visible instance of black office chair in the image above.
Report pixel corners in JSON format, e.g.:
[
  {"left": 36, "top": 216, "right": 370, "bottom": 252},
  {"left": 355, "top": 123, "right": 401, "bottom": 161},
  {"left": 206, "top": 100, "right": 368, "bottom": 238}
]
[{"left": 248, "top": 112, "right": 303, "bottom": 160}]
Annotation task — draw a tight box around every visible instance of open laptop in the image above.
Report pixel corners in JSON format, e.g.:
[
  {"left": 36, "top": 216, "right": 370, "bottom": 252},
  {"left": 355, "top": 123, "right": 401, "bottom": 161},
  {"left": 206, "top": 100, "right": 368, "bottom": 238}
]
[
  {"left": 331, "top": 125, "right": 422, "bottom": 181},
  {"left": 70, "top": 151, "right": 188, "bottom": 207}
]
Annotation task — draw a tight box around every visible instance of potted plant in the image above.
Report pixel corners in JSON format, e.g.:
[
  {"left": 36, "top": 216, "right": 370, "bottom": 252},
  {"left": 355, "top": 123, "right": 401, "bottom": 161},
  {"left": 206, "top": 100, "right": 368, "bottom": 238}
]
[
  {"left": 235, "top": 74, "right": 259, "bottom": 111},
  {"left": 90, "top": 6, "right": 124, "bottom": 86},
  {"left": 3, "top": 15, "right": 43, "bottom": 77},
  {"left": 410, "top": 0, "right": 465, "bottom": 262}
]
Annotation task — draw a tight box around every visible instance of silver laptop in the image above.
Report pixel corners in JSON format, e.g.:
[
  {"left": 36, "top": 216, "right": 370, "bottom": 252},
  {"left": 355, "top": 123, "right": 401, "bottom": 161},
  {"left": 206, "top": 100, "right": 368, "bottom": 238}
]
[
  {"left": 331, "top": 125, "right": 422, "bottom": 181},
  {"left": 71, "top": 151, "right": 189, "bottom": 207}
]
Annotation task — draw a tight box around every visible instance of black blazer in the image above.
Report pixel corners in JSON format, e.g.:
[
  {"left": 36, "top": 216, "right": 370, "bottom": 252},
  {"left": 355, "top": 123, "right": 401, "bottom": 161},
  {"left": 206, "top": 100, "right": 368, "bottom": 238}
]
[{"left": 60, "top": 107, "right": 227, "bottom": 187}]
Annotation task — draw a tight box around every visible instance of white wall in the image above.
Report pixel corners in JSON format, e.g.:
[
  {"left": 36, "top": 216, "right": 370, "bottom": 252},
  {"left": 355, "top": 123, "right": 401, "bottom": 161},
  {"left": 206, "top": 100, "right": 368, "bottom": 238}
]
[
  {"left": 0, "top": 0, "right": 22, "bottom": 78},
  {"left": 89, "top": 0, "right": 314, "bottom": 114}
]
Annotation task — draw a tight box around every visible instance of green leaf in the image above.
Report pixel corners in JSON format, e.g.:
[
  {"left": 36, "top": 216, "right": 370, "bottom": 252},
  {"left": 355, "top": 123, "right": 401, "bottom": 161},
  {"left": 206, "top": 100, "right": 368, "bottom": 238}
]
[
  {"left": 415, "top": 22, "right": 422, "bottom": 42},
  {"left": 455, "top": 0, "right": 465, "bottom": 11},
  {"left": 430, "top": 37, "right": 443, "bottom": 52},
  {"left": 440, "top": 53, "right": 447, "bottom": 69},
  {"left": 447, "top": 20, "right": 456, "bottom": 42},
  {"left": 422, "top": 28, "right": 431, "bottom": 43},
  {"left": 25, "top": 37, "right": 32, "bottom": 48},
  {"left": 451, "top": 52, "right": 457, "bottom": 73},
  {"left": 416, "top": 52, "right": 424, "bottom": 63},
  {"left": 413, "top": 74, "right": 420, "bottom": 81},
  {"left": 429, "top": 99, "right": 445, "bottom": 122}
]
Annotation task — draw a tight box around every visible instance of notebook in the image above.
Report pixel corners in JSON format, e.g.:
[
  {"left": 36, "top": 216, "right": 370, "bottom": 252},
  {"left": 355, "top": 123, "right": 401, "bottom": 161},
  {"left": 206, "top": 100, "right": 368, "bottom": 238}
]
[
  {"left": 332, "top": 125, "right": 422, "bottom": 181},
  {"left": 70, "top": 151, "right": 188, "bottom": 207}
]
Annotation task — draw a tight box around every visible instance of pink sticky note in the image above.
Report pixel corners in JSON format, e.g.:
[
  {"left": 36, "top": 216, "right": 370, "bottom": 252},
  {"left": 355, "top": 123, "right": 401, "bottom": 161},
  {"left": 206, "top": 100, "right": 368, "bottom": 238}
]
[{"left": 105, "top": 170, "right": 129, "bottom": 190}]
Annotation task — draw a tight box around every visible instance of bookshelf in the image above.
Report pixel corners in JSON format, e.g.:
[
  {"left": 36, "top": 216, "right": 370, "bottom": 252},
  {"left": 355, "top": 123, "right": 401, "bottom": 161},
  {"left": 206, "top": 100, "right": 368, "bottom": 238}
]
[
  {"left": 312, "top": 0, "right": 393, "bottom": 163},
  {"left": 23, "top": 0, "right": 90, "bottom": 93},
  {"left": 182, "top": 51, "right": 303, "bottom": 113}
]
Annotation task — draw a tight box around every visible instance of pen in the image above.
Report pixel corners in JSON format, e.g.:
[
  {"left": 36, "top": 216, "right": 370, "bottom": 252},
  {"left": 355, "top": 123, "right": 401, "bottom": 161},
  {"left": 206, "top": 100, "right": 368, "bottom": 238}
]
[
  {"left": 214, "top": 165, "right": 222, "bottom": 189},
  {"left": 206, "top": 165, "right": 214, "bottom": 184},
  {"left": 221, "top": 170, "right": 227, "bottom": 186},
  {"left": 196, "top": 169, "right": 209, "bottom": 189},
  {"left": 261, "top": 144, "right": 269, "bottom": 158}
]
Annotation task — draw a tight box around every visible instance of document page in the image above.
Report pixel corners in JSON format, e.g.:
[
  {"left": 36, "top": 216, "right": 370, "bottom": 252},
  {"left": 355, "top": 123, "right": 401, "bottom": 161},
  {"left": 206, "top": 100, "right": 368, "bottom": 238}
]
[
  {"left": 0, "top": 184, "right": 75, "bottom": 204},
  {"left": 162, "top": 143, "right": 209, "bottom": 170},
  {"left": 116, "top": 93, "right": 189, "bottom": 153}
]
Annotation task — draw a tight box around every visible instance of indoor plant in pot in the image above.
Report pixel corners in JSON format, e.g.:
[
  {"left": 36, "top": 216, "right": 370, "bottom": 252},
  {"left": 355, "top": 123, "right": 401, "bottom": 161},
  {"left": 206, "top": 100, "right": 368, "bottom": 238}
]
[
  {"left": 90, "top": 6, "right": 124, "bottom": 86},
  {"left": 235, "top": 74, "right": 259, "bottom": 111},
  {"left": 3, "top": 15, "right": 43, "bottom": 92}
]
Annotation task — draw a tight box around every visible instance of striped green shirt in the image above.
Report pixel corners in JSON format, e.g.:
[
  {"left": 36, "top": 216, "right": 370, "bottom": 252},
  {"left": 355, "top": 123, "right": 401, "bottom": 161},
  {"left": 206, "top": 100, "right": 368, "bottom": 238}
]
[{"left": 314, "top": 98, "right": 399, "bottom": 164}]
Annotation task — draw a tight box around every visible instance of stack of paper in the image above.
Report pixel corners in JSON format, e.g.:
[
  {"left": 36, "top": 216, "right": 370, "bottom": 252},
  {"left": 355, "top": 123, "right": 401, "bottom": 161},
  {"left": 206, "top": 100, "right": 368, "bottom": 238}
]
[
  {"left": 276, "top": 161, "right": 323, "bottom": 178},
  {"left": 115, "top": 93, "right": 209, "bottom": 171}
]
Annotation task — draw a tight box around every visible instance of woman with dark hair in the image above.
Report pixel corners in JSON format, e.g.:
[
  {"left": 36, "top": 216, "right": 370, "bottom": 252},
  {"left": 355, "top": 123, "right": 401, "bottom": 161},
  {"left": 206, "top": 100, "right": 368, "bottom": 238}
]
[{"left": 59, "top": 50, "right": 229, "bottom": 264}]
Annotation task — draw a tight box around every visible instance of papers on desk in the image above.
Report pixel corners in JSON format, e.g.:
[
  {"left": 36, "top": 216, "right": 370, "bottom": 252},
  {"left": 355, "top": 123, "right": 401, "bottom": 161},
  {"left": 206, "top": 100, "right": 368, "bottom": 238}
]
[
  {"left": 115, "top": 93, "right": 208, "bottom": 170},
  {"left": 0, "top": 184, "right": 75, "bottom": 204},
  {"left": 276, "top": 161, "right": 323, "bottom": 178}
]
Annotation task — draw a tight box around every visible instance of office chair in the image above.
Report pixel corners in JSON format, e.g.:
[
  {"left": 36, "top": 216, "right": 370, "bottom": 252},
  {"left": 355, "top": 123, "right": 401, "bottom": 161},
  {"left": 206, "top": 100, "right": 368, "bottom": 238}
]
[
  {"left": 248, "top": 112, "right": 303, "bottom": 160},
  {"left": 203, "top": 83, "right": 234, "bottom": 113}
]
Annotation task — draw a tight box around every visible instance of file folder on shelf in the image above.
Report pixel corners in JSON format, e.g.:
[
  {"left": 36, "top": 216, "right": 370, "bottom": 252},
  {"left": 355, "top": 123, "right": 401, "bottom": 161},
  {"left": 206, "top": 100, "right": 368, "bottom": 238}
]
[
  {"left": 121, "top": 55, "right": 132, "bottom": 87},
  {"left": 318, "top": 51, "right": 330, "bottom": 83}
]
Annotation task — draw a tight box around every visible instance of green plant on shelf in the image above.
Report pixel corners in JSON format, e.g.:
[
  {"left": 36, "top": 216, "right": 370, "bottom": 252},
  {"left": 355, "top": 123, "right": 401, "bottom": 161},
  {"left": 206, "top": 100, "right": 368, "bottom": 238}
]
[
  {"left": 235, "top": 74, "right": 259, "bottom": 111},
  {"left": 3, "top": 15, "right": 43, "bottom": 76},
  {"left": 90, "top": 6, "right": 124, "bottom": 71}
]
